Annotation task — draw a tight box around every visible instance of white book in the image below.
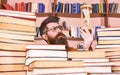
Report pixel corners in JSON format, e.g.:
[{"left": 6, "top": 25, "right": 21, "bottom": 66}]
[
  {"left": 0, "top": 16, "right": 36, "bottom": 26},
  {"left": 0, "top": 9, "right": 36, "bottom": 19},
  {"left": 72, "top": 58, "right": 109, "bottom": 62},
  {"left": 96, "top": 44, "right": 120, "bottom": 48},
  {"left": 83, "top": 62, "right": 113, "bottom": 66},
  {"left": 25, "top": 57, "right": 67, "bottom": 65},
  {"left": 31, "top": 2, "right": 38, "bottom": 13},
  {"left": 98, "top": 36, "right": 120, "bottom": 40},
  {"left": 26, "top": 44, "right": 66, "bottom": 50},
  {"left": 0, "top": 9, "right": 35, "bottom": 15},
  {"left": 26, "top": 50, "right": 67, "bottom": 58},
  {"left": 85, "top": 66, "right": 112, "bottom": 73}
]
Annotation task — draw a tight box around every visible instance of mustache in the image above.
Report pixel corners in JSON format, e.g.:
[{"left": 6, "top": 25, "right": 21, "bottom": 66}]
[{"left": 55, "top": 32, "right": 66, "bottom": 39}]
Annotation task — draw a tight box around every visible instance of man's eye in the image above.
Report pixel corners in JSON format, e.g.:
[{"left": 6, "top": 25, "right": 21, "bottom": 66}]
[{"left": 53, "top": 27, "right": 57, "bottom": 30}]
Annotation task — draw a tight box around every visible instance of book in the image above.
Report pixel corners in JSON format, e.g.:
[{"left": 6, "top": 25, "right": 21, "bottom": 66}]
[
  {"left": 110, "top": 61, "right": 120, "bottom": 66},
  {"left": 0, "top": 71, "right": 26, "bottom": 75},
  {"left": 0, "top": 32, "right": 34, "bottom": 41},
  {"left": 26, "top": 44, "right": 66, "bottom": 50},
  {"left": 98, "top": 36, "right": 120, "bottom": 40},
  {"left": 0, "top": 37, "right": 34, "bottom": 44},
  {"left": 0, "top": 16, "right": 36, "bottom": 26},
  {"left": 0, "top": 22, "right": 35, "bottom": 32},
  {"left": 105, "top": 51, "right": 120, "bottom": 57},
  {"left": 98, "top": 40, "right": 120, "bottom": 45},
  {"left": 0, "top": 57, "right": 25, "bottom": 64},
  {"left": 0, "top": 29, "right": 35, "bottom": 36},
  {"left": 96, "top": 44, "right": 120, "bottom": 49},
  {"left": 72, "top": 58, "right": 109, "bottom": 63},
  {"left": 97, "top": 36, "right": 120, "bottom": 44},
  {"left": 0, "top": 50, "right": 26, "bottom": 57},
  {"left": 27, "top": 71, "right": 87, "bottom": 75},
  {"left": 32, "top": 67, "right": 86, "bottom": 75},
  {"left": 95, "top": 47, "right": 120, "bottom": 52},
  {"left": 25, "top": 57, "right": 67, "bottom": 65},
  {"left": 0, "top": 64, "right": 25, "bottom": 72},
  {"left": 68, "top": 51, "right": 105, "bottom": 59},
  {"left": 0, "top": 9, "right": 36, "bottom": 19},
  {"left": 85, "top": 66, "right": 112, "bottom": 73},
  {"left": 29, "top": 60, "right": 83, "bottom": 68},
  {"left": 97, "top": 27, "right": 120, "bottom": 31},
  {"left": 83, "top": 62, "right": 113, "bottom": 66},
  {"left": 89, "top": 73, "right": 120, "bottom": 75},
  {"left": 112, "top": 66, "right": 120, "bottom": 71},
  {"left": 0, "top": 9, "right": 35, "bottom": 15},
  {"left": 97, "top": 31, "right": 120, "bottom": 36},
  {"left": 26, "top": 49, "right": 67, "bottom": 58},
  {"left": 0, "top": 42, "right": 26, "bottom": 51},
  {"left": 3, "top": 3, "right": 14, "bottom": 10}
]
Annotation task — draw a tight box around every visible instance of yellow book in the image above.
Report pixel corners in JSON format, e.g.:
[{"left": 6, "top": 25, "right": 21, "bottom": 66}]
[
  {"left": 29, "top": 60, "right": 83, "bottom": 68},
  {"left": 0, "top": 22, "right": 35, "bottom": 32},
  {"left": 68, "top": 51, "right": 105, "bottom": 59}
]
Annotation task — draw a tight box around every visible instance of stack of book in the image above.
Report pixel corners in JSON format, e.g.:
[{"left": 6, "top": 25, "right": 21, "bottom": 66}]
[
  {"left": 95, "top": 27, "right": 120, "bottom": 74},
  {"left": 25, "top": 44, "right": 70, "bottom": 75},
  {"left": 97, "top": 27, "right": 120, "bottom": 45},
  {"left": 68, "top": 51, "right": 113, "bottom": 73},
  {"left": 0, "top": 9, "right": 36, "bottom": 75},
  {"left": 106, "top": 51, "right": 120, "bottom": 73},
  {"left": 26, "top": 60, "right": 87, "bottom": 75}
]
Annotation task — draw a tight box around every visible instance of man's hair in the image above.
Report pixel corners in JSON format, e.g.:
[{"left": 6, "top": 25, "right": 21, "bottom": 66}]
[{"left": 39, "top": 16, "right": 60, "bottom": 36}]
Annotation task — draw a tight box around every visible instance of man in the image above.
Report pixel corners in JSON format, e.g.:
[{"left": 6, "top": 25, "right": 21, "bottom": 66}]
[{"left": 39, "top": 16, "right": 96, "bottom": 51}]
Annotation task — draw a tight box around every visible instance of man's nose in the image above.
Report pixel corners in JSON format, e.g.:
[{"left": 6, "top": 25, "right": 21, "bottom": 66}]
[{"left": 56, "top": 27, "right": 62, "bottom": 33}]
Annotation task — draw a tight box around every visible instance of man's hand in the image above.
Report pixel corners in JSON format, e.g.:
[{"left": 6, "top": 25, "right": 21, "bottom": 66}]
[{"left": 80, "top": 26, "right": 94, "bottom": 51}]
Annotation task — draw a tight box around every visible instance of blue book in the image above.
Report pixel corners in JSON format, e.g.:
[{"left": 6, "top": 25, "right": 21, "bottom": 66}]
[
  {"left": 55, "top": 2, "right": 61, "bottom": 12},
  {"left": 71, "top": 3, "right": 76, "bottom": 13},
  {"left": 75, "top": 3, "right": 81, "bottom": 14},
  {"left": 38, "top": 3, "right": 45, "bottom": 13},
  {"left": 77, "top": 26, "right": 81, "bottom": 38},
  {"left": 94, "top": 26, "right": 101, "bottom": 40}
]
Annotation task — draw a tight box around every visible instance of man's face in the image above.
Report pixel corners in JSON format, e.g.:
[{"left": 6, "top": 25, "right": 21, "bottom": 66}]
[{"left": 45, "top": 23, "right": 68, "bottom": 46}]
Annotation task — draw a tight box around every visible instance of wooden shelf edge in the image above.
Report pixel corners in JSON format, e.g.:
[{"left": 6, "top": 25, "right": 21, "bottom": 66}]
[
  {"left": 108, "top": 13, "right": 120, "bottom": 17},
  {"left": 36, "top": 13, "right": 105, "bottom": 18}
]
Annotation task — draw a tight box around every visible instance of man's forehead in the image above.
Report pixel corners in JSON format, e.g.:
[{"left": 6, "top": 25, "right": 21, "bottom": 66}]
[{"left": 47, "top": 22, "right": 59, "bottom": 27}]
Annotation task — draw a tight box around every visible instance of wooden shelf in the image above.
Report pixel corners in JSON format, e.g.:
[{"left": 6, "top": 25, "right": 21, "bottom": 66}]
[
  {"left": 36, "top": 13, "right": 105, "bottom": 18},
  {"left": 35, "top": 13, "right": 55, "bottom": 17},
  {"left": 108, "top": 13, "right": 120, "bottom": 18}
]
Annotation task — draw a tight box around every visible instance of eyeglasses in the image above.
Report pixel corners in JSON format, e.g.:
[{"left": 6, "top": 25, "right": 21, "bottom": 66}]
[{"left": 43, "top": 25, "right": 63, "bottom": 34}]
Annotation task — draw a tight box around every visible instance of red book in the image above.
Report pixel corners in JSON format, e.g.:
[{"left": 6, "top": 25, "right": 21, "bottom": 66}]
[{"left": 3, "top": 4, "right": 14, "bottom": 10}]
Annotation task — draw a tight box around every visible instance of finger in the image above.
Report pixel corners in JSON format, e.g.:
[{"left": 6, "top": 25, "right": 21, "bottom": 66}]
[{"left": 80, "top": 29, "right": 87, "bottom": 39}]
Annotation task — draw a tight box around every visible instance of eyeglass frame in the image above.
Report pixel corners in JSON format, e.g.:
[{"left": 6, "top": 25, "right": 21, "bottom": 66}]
[{"left": 43, "top": 25, "right": 63, "bottom": 34}]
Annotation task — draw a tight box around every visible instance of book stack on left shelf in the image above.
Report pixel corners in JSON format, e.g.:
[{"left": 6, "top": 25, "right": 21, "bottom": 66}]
[{"left": 0, "top": 9, "right": 36, "bottom": 75}]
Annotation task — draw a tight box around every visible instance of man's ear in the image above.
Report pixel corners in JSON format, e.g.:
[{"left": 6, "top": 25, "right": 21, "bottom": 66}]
[{"left": 41, "top": 34, "right": 48, "bottom": 41}]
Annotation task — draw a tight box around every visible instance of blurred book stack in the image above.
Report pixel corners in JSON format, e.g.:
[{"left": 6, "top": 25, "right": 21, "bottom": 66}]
[
  {"left": 95, "top": 27, "right": 120, "bottom": 74},
  {"left": 68, "top": 51, "right": 113, "bottom": 73},
  {"left": 25, "top": 44, "right": 75, "bottom": 75},
  {"left": 0, "top": 9, "right": 36, "bottom": 75},
  {"left": 26, "top": 60, "right": 87, "bottom": 75}
]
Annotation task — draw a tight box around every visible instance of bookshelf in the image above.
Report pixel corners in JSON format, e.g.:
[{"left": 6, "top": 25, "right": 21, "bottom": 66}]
[{"left": 2, "top": 0, "right": 120, "bottom": 46}]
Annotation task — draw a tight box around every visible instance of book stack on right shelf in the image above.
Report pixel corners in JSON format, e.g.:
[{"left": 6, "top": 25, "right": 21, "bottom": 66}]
[
  {"left": 95, "top": 27, "right": 120, "bottom": 75},
  {"left": 0, "top": 9, "right": 36, "bottom": 75},
  {"left": 68, "top": 51, "right": 113, "bottom": 74}
]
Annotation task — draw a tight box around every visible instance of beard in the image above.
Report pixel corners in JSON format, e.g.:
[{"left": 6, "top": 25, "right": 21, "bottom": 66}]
[{"left": 47, "top": 32, "right": 69, "bottom": 48}]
